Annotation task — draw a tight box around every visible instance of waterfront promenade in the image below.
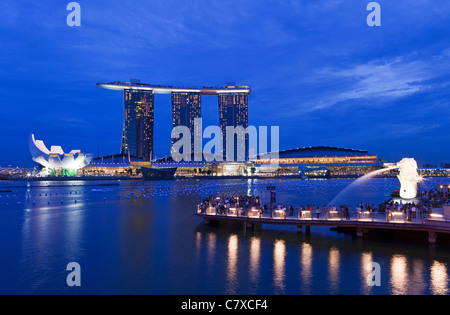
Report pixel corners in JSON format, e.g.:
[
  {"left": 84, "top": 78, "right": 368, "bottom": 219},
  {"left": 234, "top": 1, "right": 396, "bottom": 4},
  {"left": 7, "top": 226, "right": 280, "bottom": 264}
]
[{"left": 195, "top": 204, "right": 450, "bottom": 244}]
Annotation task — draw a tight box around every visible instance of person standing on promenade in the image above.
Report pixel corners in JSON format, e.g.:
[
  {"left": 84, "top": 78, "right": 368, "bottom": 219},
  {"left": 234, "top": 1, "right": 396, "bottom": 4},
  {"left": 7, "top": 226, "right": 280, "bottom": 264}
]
[
  {"left": 289, "top": 205, "right": 294, "bottom": 217},
  {"left": 307, "top": 204, "right": 312, "bottom": 218}
]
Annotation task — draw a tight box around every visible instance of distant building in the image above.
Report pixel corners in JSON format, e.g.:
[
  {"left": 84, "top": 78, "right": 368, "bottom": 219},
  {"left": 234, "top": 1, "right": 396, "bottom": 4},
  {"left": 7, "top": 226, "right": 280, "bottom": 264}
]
[
  {"left": 121, "top": 89, "right": 154, "bottom": 161},
  {"left": 82, "top": 154, "right": 151, "bottom": 176},
  {"left": 171, "top": 92, "right": 202, "bottom": 155},
  {"left": 418, "top": 167, "right": 450, "bottom": 177},
  {"left": 97, "top": 81, "right": 251, "bottom": 161},
  {"left": 143, "top": 146, "right": 382, "bottom": 178},
  {"left": 253, "top": 146, "right": 383, "bottom": 177},
  {"left": 218, "top": 91, "right": 249, "bottom": 161},
  {"left": 29, "top": 134, "right": 93, "bottom": 177}
]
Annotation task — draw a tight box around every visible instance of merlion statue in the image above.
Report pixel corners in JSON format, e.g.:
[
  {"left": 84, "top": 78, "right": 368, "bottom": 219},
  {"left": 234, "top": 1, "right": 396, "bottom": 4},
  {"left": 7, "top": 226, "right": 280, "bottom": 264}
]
[{"left": 396, "top": 158, "right": 420, "bottom": 199}]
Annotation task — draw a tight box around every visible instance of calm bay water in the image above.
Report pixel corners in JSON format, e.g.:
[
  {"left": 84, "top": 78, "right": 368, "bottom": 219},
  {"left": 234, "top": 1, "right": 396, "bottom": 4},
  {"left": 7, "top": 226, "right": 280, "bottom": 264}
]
[{"left": 0, "top": 177, "right": 449, "bottom": 295}]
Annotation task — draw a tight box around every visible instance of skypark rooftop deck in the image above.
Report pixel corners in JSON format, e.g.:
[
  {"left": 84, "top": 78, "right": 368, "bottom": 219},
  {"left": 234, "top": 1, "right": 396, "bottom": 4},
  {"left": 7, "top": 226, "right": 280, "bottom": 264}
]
[{"left": 97, "top": 81, "right": 251, "bottom": 95}]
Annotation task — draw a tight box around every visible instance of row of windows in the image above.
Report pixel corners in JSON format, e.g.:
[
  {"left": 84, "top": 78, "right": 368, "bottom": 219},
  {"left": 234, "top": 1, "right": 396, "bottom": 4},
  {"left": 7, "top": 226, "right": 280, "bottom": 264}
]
[{"left": 257, "top": 156, "right": 379, "bottom": 164}]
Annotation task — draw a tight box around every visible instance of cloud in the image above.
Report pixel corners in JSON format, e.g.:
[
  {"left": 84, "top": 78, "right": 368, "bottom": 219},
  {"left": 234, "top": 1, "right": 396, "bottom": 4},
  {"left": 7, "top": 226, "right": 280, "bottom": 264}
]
[
  {"left": 289, "top": 51, "right": 450, "bottom": 113},
  {"left": 318, "top": 62, "right": 425, "bottom": 107}
]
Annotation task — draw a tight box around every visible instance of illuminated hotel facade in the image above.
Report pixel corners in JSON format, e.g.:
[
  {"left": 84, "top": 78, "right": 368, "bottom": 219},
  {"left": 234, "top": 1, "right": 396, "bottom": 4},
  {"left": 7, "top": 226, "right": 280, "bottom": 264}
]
[
  {"left": 218, "top": 92, "right": 249, "bottom": 161},
  {"left": 171, "top": 92, "right": 202, "bottom": 155},
  {"left": 97, "top": 81, "right": 251, "bottom": 161},
  {"left": 122, "top": 89, "right": 154, "bottom": 161}
]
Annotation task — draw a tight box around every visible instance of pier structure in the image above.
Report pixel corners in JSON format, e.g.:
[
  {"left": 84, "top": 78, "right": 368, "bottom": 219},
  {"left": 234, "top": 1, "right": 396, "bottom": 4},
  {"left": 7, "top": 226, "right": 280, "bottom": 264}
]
[{"left": 195, "top": 206, "right": 450, "bottom": 244}]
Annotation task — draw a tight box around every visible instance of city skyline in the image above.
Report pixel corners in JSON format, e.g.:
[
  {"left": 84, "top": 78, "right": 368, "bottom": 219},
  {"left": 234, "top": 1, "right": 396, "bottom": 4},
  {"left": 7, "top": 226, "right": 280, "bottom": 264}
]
[{"left": 1, "top": 1, "right": 450, "bottom": 167}]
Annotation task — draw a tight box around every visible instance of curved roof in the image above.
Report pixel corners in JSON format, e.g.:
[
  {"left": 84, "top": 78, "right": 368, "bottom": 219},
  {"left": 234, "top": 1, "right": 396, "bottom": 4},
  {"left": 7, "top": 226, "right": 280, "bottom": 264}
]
[
  {"left": 264, "top": 146, "right": 371, "bottom": 159},
  {"left": 97, "top": 82, "right": 251, "bottom": 95},
  {"left": 29, "top": 134, "right": 51, "bottom": 156}
]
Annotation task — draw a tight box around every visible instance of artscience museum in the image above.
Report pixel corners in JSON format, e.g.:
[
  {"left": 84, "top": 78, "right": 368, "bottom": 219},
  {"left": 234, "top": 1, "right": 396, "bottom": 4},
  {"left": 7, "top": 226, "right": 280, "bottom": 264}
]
[{"left": 29, "top": 134, "right": 93, "bottom": 176}]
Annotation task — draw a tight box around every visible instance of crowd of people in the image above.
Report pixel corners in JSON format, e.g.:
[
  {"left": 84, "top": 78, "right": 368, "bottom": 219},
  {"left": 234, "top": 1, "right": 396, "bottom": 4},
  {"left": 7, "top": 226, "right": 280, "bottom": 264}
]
[
  {"left": 198, "top": 189, "right": 449, "bottom": 222},
  {"left": 199, "top": 195, "right": 299, "bottom": 217},
  {"left": 384, "top": 200, "right": 433, "bottom": 222},
  {"left": 419, "top": 188, "right": 449, "bottom": 206},
  {"left": 198, "top": 195, "right": 352, "bottom": 220}
]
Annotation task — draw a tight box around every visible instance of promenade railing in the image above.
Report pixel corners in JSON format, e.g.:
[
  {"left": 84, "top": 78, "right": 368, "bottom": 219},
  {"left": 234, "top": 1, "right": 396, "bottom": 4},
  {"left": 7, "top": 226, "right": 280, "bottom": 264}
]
[{"left": 196, "top": 205, "right": 444, "bottom": 224}]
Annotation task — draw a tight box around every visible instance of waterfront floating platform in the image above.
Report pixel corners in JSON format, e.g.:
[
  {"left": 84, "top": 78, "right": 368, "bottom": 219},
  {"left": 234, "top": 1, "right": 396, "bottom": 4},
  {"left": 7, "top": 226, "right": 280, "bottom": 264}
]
[{"left": 194, "top": 210, "right": 450, "bottom": 244}]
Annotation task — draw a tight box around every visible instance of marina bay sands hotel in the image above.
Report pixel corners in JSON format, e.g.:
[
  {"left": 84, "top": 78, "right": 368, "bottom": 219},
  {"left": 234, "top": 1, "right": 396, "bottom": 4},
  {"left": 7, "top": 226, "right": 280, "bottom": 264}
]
[{"left": 97, "top": 80, "right": 251, "bottom": 161}]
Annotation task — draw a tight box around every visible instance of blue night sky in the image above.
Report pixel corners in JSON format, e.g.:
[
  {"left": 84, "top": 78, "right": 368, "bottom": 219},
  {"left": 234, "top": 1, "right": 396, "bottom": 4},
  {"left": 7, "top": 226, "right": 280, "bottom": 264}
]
[{"left": 1, "top": 0, "right": 450, "bottom": 167}]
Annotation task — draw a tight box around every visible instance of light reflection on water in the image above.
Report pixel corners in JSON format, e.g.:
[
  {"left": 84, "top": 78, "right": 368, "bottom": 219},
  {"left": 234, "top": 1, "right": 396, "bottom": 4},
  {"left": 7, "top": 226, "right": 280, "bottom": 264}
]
[
  {"left": 300, "top": 243, "right": 313, "bottom": 295},
  {"left": 226, "top": 234, "right": 239, "bottom": 295},
  {"left": 328, "top": 247, "right": 340, "bottom": 295},
  {"left": 273, "top": 239, "right": 286, "bottom": 294},
  {"left": 431, "top": 261, "right": 449, "bottom": 295},
  {"left": 390, "top": 254, "right": 408, "bottom": 295},
  {"left": 249, "top": 237, "right": 261, "bottom": 294},
  {"left": 360, "top": 252, "right": 374, "bottom": 295},
  {"left": 0, "top": 178, "right": 449, "bottom": 294},
  {"left": 193, "top": 228, "right": 449, "bottom": 295}
]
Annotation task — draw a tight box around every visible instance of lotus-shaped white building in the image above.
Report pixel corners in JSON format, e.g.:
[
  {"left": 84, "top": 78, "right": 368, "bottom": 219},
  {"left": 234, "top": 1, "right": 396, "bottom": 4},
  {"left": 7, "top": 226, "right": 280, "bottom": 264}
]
[{"left": 29, "top": 134, "right": 93, "bottom": 176}]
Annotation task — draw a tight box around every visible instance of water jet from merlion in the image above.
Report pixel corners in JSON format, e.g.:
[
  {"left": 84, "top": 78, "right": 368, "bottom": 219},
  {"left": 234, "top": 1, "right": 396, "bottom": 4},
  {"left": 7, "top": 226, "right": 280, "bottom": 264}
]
[{"left": 329, "top": 158, "right": 421, "bottom": 206}]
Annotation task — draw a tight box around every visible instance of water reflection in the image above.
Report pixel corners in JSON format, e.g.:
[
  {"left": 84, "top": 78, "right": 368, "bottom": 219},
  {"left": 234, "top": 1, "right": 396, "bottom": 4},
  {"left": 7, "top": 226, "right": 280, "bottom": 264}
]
[
  {"left": 206, "top": 232, "right": 217, "bottom": 266},
  {"left": 119, "top": 201, "right": 153, "bottom": 293},
  {"left": 360, "top": 252, "right": 374, "bottom": 295},
  {"left": 328, "top": 247, "right": 340, "bottom": 294},
  {"left": 249, "top": 237, "right": 261, "bottom": 293},
  {"left": 21, "top": 210, "right": 53, "bottom": 290},
  {"left": 195, "top": 232, "right": 202, "bottom": 257},
  {"left": 430, "top": 261, "right": 448, "bottom": 295},
  {"left": 273, "top": 239, "right": 286, "bottom": 294},
  {"left": 20, "top": 197, "right": 86, "bottom": 290},
  {"left": 410, "top": 259, "right": 426, "bottom": 295},
  {"left": 194, "top": 226, "right": 450, "bottom": 295},
  {"left": 226, "top": 234, "right": 239, "bottom": 294},
  {"left": 5, "top": 178, "right": 450, "bottom": 294},
  {"left": 300, "top": 243, "right": 313, "bottom": 294},
  {"left": 205, "top": 232, "right": 217, "bottom": 282},
  {"left": 247, "top": 179, "right": 257, "bottom": 197},
  {"left": 390, "top": 254, "right": 408, "bottom": 295}
]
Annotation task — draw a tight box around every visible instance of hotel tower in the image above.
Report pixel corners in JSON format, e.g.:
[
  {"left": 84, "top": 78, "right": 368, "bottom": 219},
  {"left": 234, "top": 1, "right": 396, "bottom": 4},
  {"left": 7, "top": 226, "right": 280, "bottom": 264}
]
[
  {"left": 121, "top": 89, "right": 154, "bottom": 161},
  {"left": 171, "top": 92, "right": 202, "bottom": 157},
  {"left": 97, "top": 80, "right": 251, "bottom": 161}
]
